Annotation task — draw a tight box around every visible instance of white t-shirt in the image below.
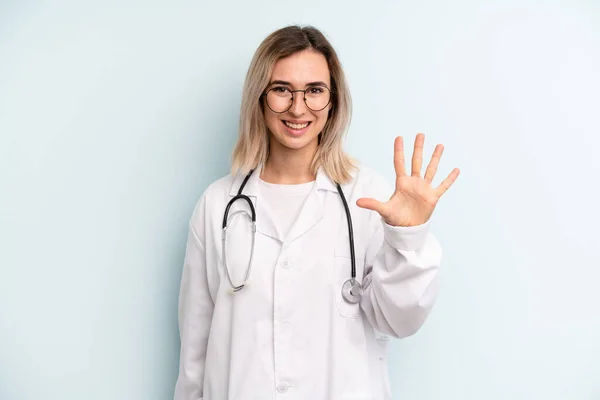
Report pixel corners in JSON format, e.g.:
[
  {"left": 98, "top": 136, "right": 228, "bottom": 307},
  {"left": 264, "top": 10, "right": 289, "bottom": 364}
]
[{"left": 258, "top": 178, "right": 315, "bottom": 239}]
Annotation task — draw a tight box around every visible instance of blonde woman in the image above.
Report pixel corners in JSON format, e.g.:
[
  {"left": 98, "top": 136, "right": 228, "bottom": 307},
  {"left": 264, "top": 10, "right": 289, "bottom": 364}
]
[{"left": 174, "top": 25, "right": 459, "bottom": 400}]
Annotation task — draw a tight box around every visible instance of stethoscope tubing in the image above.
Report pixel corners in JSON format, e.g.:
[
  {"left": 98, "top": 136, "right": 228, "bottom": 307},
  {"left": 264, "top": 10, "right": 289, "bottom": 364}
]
[{"left": 221, "top": 169, "right": 361, "bottom": 302}]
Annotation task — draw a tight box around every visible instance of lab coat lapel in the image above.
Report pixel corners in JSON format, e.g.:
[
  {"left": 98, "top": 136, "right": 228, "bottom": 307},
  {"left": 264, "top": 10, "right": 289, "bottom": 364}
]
[
  {"left": 283, "top": 168, "right": 337, "bottom": 245},
  {"left": 283, "top": 186, "right": 323, "bottom": 245},
  {"left": 228, "top": 168, "right": 280, "bottom": 242}
]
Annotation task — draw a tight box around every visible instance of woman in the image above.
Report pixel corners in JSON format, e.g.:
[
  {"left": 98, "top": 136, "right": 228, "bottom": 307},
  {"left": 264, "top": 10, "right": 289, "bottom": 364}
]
[{"left": 174, "top": 25, "right": 459, "bottom": 400}]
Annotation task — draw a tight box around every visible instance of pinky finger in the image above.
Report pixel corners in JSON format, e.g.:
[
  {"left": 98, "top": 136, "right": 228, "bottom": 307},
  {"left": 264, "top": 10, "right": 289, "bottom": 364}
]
[{"left": 435, "top": 168, "right": 460, "bottom": 197}]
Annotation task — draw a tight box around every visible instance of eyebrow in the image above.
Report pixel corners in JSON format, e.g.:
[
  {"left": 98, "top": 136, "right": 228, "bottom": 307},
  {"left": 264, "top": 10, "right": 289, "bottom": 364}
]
[{"left": 269, "top": 80, "right": 330, "bottom": 88}]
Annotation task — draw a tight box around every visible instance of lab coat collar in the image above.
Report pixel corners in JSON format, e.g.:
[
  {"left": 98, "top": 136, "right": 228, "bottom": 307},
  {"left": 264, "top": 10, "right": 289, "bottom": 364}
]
[
  {"left": 228, "top": 165, "right": 343, "bottom": 198},
  {"left": 284, "top": 166, "right": 358, "bottom": 245},
  {"left": 228, "top": 167, "right": 261, "bottom": 198},
  {"left": 227, "top": 164, "right": 352, "bottom": 244}
]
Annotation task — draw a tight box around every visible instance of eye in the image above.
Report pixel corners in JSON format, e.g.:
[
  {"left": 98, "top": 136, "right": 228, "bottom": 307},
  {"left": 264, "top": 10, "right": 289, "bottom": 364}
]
[
  {"left": 308, "top": 86, "right": 324, "bottom": 94},
  {"left": 271, "top": 86, "right": 289, "bottom": 93}
]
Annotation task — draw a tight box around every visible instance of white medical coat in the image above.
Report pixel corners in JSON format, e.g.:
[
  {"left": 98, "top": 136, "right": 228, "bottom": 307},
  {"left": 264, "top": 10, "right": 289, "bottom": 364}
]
[{"left": 174, "top": 165, "right": 442, "bottom": 400}]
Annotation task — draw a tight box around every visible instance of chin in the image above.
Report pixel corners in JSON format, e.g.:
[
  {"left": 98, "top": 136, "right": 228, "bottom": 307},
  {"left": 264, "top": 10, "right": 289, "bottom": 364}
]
[
  {"left": 275, "top": 133, "right": 319, "bottom": 151},
  {"left": 284, "top": 124, "right": 320, "bottom": 143}
]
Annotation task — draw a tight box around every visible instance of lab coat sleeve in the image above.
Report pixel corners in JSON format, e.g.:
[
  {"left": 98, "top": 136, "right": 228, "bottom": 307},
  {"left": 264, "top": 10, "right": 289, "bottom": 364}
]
[
  {"left": 174, "top": 198, "right": 213, "bottom": 400},
  {"left": 360, "top": 177, "right": 442, "bottom": 339}
]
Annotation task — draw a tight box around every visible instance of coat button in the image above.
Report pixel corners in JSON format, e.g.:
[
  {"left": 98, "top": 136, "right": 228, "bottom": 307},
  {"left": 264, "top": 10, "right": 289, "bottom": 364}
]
[
  {"left": 276, "top": 383, "right": 289, "bottom": 393},
  {"left": 281, "top": 259, "right": 291, "bottom": 269}
]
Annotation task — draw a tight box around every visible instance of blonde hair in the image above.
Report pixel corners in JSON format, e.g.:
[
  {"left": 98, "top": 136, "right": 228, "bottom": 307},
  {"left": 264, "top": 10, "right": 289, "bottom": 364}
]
[{"left": 231, "top": 25, "right": 356, "bottom": 184}]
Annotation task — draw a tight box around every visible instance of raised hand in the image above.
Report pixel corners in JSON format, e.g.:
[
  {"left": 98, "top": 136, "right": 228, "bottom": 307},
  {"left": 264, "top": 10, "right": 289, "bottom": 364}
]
[{"left": 356, "top": 133, "right": 460, "bottom": 227}]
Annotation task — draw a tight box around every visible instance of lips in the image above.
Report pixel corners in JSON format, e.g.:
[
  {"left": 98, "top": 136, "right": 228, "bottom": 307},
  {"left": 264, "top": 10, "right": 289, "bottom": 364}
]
[
  {"left": 281, "top": 120, "right": 312, "bottom": 136},
  {"left": 283, "top": 121, "right": 311, "bottom": 129}
]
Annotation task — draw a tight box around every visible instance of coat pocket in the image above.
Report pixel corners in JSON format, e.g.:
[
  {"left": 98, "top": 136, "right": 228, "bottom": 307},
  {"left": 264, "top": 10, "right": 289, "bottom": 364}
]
[{"left": 333, "top": 256, "right": 364, "bottom": 319}]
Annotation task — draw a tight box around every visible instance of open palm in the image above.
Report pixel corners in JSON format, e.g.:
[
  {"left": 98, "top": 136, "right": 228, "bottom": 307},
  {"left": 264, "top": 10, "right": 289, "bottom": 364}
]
[{"left": 357, "top": 133, "right": 460, "bottom": 227}]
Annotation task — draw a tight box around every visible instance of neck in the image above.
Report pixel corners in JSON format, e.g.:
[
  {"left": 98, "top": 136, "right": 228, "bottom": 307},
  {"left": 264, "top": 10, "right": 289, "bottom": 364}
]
[{"left": 261, "top": 139, "right": 318, "bottom": 184}]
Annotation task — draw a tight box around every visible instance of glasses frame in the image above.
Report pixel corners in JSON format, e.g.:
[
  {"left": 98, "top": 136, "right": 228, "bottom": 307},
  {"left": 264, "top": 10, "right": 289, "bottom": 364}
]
[{"left": 261, "top": 85, "right": 334, "bottom": 114}]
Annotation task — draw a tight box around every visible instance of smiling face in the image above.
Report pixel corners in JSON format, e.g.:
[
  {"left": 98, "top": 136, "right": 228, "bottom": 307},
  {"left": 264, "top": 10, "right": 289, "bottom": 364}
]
[{"left": 263, "top": 49, "right": 332, "bottom": 158}]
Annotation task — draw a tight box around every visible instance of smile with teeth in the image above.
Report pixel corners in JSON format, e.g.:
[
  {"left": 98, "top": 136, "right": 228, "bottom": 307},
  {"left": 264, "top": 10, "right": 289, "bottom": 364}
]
[{"left": 283, "top": 121, "right": 311, "bottom": 129}]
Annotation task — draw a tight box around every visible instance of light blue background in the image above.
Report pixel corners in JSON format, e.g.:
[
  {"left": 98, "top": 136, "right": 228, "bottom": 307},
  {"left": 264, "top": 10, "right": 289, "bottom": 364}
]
[{"left": 1, "top": 1, "right": 599, "bottom": 399}]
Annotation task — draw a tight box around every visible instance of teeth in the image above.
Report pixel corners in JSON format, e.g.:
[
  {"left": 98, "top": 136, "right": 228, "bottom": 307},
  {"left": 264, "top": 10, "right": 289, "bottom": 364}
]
[{"left": 284, "top": 121, "right": 309, "bottom": 129}]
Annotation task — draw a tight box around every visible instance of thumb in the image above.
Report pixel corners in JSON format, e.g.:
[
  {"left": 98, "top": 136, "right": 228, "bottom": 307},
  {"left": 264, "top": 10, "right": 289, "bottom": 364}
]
[{"left": 356, "top": 198, "right": 384, "bottom": 214}]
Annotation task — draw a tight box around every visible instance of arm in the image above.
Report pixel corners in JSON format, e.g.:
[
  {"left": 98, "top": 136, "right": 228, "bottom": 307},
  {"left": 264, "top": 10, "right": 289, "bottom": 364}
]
[
  {"left": 360, "top": 217, "right": 441, "bottom": 338},
  {"left": 356, "top": 134, "right": 459, "bottom": 338},
  {"left": 174, "top": 199, "right": 214, "bottom": 400}
]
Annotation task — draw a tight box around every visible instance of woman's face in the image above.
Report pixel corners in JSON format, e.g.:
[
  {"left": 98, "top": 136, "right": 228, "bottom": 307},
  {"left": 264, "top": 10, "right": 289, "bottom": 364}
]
[{"left": 263, "top": 50, "right": 332, "bottom": 156}]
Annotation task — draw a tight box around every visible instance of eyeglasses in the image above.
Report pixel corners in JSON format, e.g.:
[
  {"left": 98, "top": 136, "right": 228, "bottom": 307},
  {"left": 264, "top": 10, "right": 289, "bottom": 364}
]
[{"left": 262, "top": 85, "right": 333, "bottom": 113}]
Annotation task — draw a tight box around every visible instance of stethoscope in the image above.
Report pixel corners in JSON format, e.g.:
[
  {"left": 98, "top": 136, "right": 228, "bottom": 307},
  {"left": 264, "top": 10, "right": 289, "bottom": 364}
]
[{"left": 222, "top": 169, "right": 363, "bottom": 304}]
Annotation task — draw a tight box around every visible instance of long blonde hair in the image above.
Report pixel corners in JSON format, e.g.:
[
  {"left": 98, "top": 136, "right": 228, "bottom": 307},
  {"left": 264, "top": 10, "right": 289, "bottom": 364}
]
[{"left": 231, "top": 25, "right": 356, "bottom": 184}]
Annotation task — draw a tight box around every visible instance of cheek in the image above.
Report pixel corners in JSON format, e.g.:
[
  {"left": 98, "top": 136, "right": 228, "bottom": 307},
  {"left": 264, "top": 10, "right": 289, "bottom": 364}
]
[
  {"left": 314, "top": 110, "right": 330, "bottom": 129},
  {"left": 264, "top": 110, "right": 280, "bottom": 133}
]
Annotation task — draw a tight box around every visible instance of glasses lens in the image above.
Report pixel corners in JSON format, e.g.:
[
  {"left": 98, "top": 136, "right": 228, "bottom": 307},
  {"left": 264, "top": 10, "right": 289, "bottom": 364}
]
[
  {"left": 265, "top": 86, "right": 331, "bottom": 112},
  {"left": 266, "top": 87, "right": 292, "bottom": 112},
  {"left": 305, "top": 86, "right": 331, "bottom": 111}
]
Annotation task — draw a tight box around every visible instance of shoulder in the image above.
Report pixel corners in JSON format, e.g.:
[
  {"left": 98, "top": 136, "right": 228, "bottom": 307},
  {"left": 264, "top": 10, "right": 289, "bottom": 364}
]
[
  {"left": 349, "top": 163, "right": 394, "bottom": 201},
  {"left": 188, "top": 172, "right": 238, "bottom": 224},
  {"left": 202, "top": 173, "right": 237, "bottom": 200}
]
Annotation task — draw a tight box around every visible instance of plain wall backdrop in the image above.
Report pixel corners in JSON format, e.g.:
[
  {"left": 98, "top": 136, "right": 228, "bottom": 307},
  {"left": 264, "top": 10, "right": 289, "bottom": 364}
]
[{"left": 1, "top": 1, "right": 599, "bottom": 399}]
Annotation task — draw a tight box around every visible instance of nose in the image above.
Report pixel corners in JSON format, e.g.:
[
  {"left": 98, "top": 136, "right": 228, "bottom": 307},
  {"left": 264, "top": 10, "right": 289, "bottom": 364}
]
[{"left": 288, "top": 91, "right": 308, "bottom": 116}]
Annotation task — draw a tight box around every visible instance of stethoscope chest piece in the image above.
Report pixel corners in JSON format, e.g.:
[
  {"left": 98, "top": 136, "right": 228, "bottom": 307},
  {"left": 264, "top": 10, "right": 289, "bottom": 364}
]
[{"left": 341, "top": 278, "right": 362, "bottom": 304}]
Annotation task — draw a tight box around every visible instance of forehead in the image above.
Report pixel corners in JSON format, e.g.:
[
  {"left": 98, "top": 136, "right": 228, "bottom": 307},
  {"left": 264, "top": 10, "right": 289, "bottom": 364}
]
[{"left": 270, "top": 50, "right": 330, "bottom": 86}]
